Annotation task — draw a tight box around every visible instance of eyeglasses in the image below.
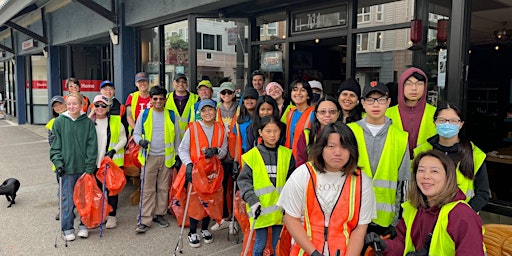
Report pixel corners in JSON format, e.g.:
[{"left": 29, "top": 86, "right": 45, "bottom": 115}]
[
  {"left": 94, "top": 103, "right": 108, "bottom": 108},
  {"left": 404, "top": 81, "right": 425, "bottom": 87},
  {"left": 152, "top": 97, "right": 166, "bottom": 101},
  {"left": 363, "top": 96, "right": 388, "bottom": 105},
  {"left": 316, "top": 109, "right": 339, "bottom": 116},
  {"left": 435, "top": 117, "right": 461, "bottom": 125},
  {"left": 220, "top": 90, "right": 234, "bottom": 95}
]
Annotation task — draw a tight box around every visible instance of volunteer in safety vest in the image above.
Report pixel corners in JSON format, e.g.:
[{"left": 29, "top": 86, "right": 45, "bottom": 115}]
[
  {"left": 63, "top": 77, "right": 91, "bottom": 113},
  {"left": 348, "top": 81, "right": 410, "bottom": 241},
  {"left": 238, "top": 115, "right": 295, "bottom": 255},
  {"left": 165, "top": 73, "right": 198, "bottom": 144},
  {"left": 90, "top": 95, "right": 127, "bottom": 229},
  {"left": 126, "top": 72, "right": 152, "bottom": 134},
  {"left": 365, "top": 150, "right": 484, "bottom": 255},
  {"left": 385, "top": 67, "right": 436, "bottom": 158},
  {"left": 277, "top": 121, "right": 376, "bottom": 256},
  {"left": 133, "top": 86, "right": 178, "bottom": 234},
  {"left": 413, "top": 102, "right": 489, "bottom": 212},
  {"left": 177, "top": 99, "right": 228, "bottom": 248}
]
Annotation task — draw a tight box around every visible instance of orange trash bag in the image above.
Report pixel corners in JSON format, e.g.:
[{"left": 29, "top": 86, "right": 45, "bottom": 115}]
[
  {"left": 125, "top": 136, "right": 141, "bottom": 169},
  {"left": 73, "top": 173, "right": 112, "bottom": 229},
  {"left": 192, "top": 157, "right": 224, "bottom": 221},
  {"left": 96, "top": 156, "right": 127, "bottom": 196},
  {"left": 275, "top": 224, "right": 292, "bottom": 256},
  {"left": 169, "top": 165, "right": 190, "bottom": 227}
]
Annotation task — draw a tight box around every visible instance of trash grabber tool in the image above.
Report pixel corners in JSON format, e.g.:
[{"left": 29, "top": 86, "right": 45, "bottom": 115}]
[
  {"left": 99, "top": 163, "right": 108, "bottom": 238},
  {"left": 54, "top": 171, "right": 67, "bottom": 247},
  {"left": 173, "top": 182, "right": 193, "bottom": 256},
  {"left": 227, "top": 180, "right": 240, "bottom": 242},
  {"left": 137, "top": 148, "right": 147, "bottom": 225},
  {"left": 242, "top": 210, "right": 259, "bottom": 256}
]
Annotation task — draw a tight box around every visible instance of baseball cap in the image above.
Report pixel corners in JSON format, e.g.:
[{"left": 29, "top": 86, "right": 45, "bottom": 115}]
[
  {"left": 93, "top": 95, "right": 111, "bottom": 105},
  {"left": 175, "top": 74, "right": 187, "bottom": 82},
  {"left": 309, "top": 80, "right": 323, "bottom": 91},
  {"left": 196, "top": 80, "right": 213, "bottom": 89},
  {"left": 363, "top": 81, "right": 389, "bottom": 98},
  {"left": 242, "top": 87, "right": 259, "bottom": 99},
  {"left": 219, "top": 82, "right": 235, "bottom": 92},
  {"left": 135, "top": 72, "right": 149, "bottom": 82},
  {"left": 100, "top": 80, "right": 114, "bottom": 89},
  {"left": 50, "top": 96, "right": 65, "bottom": 106},
  {"left": 198, "top": 99, "right": 217, "bottom": 111}
]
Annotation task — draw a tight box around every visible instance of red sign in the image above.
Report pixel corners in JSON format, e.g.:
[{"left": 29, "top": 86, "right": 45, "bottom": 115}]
[
  {"left": 25, "top": 80, "right": 48, "bottom": 89},
  {"left": 22, "top": 39, "right": 37, "bottom": 50},
  {"left": 62, "top": 79, "right": 101, "bottom": 92}
]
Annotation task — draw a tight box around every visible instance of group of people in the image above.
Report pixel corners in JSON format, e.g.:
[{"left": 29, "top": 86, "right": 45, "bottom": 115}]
[{"left": 47, "top": 67, "right": 489, "bottom": 256}]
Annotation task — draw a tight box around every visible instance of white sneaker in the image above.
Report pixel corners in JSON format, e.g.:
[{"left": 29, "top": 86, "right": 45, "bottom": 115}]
[
  {"left": 62, "top": 232, "right": 75, "bottom": 241},
  {"left": 210, "top": 219, "right": 229, "bottom": 231},
  {"left": 105, "top": 216, "right": 117, "bottom": 229},
  {"left": 77, "top": 228, "right": 89, "bottom": 238},
  {"left": 187, "top": 232, "right": 201, "bottom": 248},
  {"left": 201, "top": 230, "right": 213, "bottom": 244}
]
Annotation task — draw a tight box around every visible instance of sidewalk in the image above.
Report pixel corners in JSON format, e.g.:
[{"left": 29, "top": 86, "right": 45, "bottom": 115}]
[{"left": 0, "top": 118, "right": 243, "bottom": 255}]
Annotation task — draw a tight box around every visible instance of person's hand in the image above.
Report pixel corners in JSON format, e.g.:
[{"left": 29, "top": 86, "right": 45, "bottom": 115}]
[
  {"left": 105, "top": 149, "right": 116, "bottom": 159},
  {"left": 204, "top": 147, "right": 219, "bottom": 158},
  {"left": 185, "top": 163, "right": 193, "bottom": 183},
  {"left": 139, "top": 139, "right": 150, "bottom": 149},
  {"left": 383, "top": 225, "right": 397, "bottom": 239},
  {"left": 232, "top": 161, "right": 240, "bottom": 180},
  {"left": 56, "top": 167, "right": 64, "bottom": 177},
  {"left": 250, "top": 202, "right": 262, "bottom": 219},
  {"left": 173, "top": 156, "right": 182, "bottom": 170},
  {"left": 310, "top": 250, "right": 322, "bottom": 256},
  {"left": 364, "top": 232, "right": 386, "bottom": 251}
]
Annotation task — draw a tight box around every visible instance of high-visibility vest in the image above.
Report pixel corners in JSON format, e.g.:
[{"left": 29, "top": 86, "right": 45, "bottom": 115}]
[
  {"left": 46, "top": 118, "right": 56, "bottom": 171},
  {"left": 165, "top": 91, "right": 198, "bottom": 140},
  {"left": 137, "top": 108, "right": 176, "bottom": 168},
  {"left": 290, "top": 162, "right": 362, "bottom": 256},
  {"left": 241, "top": 146, "right": 292, "bottom": 228},
  {"left": 188, "top": 121, "right": 225, "bottom": 162},
  {"left": 348, "top": 122, "right": 408, "bottom": 227},
  {"left": 107, "top": 115, "right": 125, "bottom": 167},
  {"left": 385, "top": 104, "right": 436, "bottom": 148},
  {"left": 402, "top": 200, "right": 484, "bottom": 255},
  {"left": 283, "top": 106, "right": 314, "bottom": 158},
  {"left": 413, "top": 141, "right": 486, "bottom": 202}
]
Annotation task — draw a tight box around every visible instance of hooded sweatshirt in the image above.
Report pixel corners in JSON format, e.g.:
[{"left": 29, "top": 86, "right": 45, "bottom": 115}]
[{"left": 50, "top": 111, "right": 98, "bottom": 175}]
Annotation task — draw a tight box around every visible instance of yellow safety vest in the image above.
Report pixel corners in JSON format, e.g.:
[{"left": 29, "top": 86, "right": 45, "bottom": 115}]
[
  {"left": 348, "top": 122, "right": 408, "bottom": 227},
  {"left": 137, "top": 109, "right": 176, "bottom": 168},
  {"left": 165, "top": 92, "right": 198, "bottom": 140},
  {"left": 46, "top": 118, "right": 57, "bottom": 171},
  {"left": 413, "top": 142, "right": 486, "bottom": 202},
  {"left": 385, "top": 104, "right": 437, "bottom": 148},
  {"left": 242, "top": 145, "right": 292, "bottom": 229},
  {"left": 107, "top": 116, "right": 125, "bottom": 167}
]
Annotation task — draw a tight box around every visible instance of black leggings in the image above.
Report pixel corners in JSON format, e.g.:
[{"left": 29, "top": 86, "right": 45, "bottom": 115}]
[
  {"left": 221, "top": 162, "right": 233, "bottom": 219},
  {"left": 95, "top": 176, "right": 118, "bottom": 216},
  {"left": 189, "top": 216, "right": 211, "bottom": 233}
]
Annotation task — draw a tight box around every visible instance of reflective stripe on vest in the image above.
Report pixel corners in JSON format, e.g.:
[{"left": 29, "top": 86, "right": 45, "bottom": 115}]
[
  {"left": 242, "top": 146, "right": 292, "bottom": 228},
  {"left": 386, "top": 104, "right": 437, "bottom": 148},
  {"left": 165, "top": 92, "right": 198, "bottom": 140},
  {"left": 137, "top": 108, "right": 176, "bottom": 167},
  {"left": 348, "top": 122, "right": 408, "bottom": 227},
  {"left": 108, "top": 115, "right": 125, "bottom": 167},
  {"left": 291, "top": 162, "right": 361, "bottom": 256},
  {"left": 284, "top": 106, "right": 314, "bottom": 158},
  {"left": 189, "top": 121, "right": 225, "bottom": 162},
  {"left": 413, "top": 142, "right": 486, "bottom": 202}
]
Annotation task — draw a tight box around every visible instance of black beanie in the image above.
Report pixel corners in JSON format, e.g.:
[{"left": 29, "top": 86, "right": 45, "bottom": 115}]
[
  {"left": 242, "top": 87, "right": 259, "bottom": 99},
  {"left": 337, "top": 78, "right": 361, "bottom": 98}
]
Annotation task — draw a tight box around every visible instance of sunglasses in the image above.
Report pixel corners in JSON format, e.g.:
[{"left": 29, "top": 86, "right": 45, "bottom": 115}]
[
  {"left": 220, "top": 90, "right": 234, "bottom": 95},
  {"left": 94, "top": 103, "right": 108, "bottom": 108},
  {"left": 152, "top": 97, "right": 166, "bottom": 101}
]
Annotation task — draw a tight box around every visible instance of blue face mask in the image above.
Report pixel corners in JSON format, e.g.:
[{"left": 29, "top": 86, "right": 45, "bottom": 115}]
[
  {"left": 436, "top": 122, "right": 459, "bottom": 138},
  {"left": 311, "top": 93, "right": 321, "bottom": 103}
]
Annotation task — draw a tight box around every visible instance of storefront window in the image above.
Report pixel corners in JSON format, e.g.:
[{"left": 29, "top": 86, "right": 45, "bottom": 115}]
[
  {"left": 26, "top": 55, "right": 48, "bottom": 124},
  {"left": 164, "top": 20, "right": 189, "bottom": 91},
  {"left": 257, "top": 12, "right": 286, "bottom": 41},
  {"left": 140, "top": 27, "right": 160, "bottom": 88}
]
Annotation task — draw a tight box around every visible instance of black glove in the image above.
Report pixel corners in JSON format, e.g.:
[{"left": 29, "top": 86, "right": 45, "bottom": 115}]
[
  {"left": 310, "top": 250, "right": 322, "bottom": 256},
  {"left": 173, "top": 156, "right": 182, "bottom": 170},
  {"left": 56, "top": 167, "right": 64, "bottom": 177},
  {"left": 139, "top": 139, "right": 150, "bottom": 149},
  {"left": 106, "top": 149, "right": 116, "bottom": 159},
  {"left": 383, "top": 225, "right": 397, "bottom": 239},
  {"left": 232, "top": 161, "right": 240, "bottom": 180},
  {"left": 185, "top": 163, "right": 193, "bottom": 185},
  {"left": 365, "top": 232, "right": 387, "bottom": 251},
  {"left": 204, "top": 147, "right": 219, "bottom": 159}
]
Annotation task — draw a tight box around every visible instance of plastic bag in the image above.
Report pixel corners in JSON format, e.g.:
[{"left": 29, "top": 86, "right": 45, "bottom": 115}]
[
  {"left": 73, "top": 173, "right": 112, "bottom": 228},
  {"left": 96, "top": 156, "right": 127, "bottom": 196},
  {"left": 275, "top": 225, "right": 292, "bottom": 256},
  {"left": 169, "top": 166, "right": 189, "bottom": 227},
  {"left": 192, "top": 157, "right": 223, "bottom": 194},
  {"left": 125, "top": 136, "right": 141, "bottom": 169}
]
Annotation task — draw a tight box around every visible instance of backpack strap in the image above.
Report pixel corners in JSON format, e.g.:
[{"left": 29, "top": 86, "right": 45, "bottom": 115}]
[{"left": 141, "top": 108, "right": 176, "bottom": 135}]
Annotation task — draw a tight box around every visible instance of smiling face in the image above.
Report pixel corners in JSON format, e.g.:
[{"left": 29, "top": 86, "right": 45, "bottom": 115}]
[
  {"left": 315, "top": 100, "right": 340, "bottom": 128},
  {"left": 291, "top": 83, "right": 308, "bottom": 106},
  {"left": 258, "top": 102, "right": 274, "bottom": 118},
  {"left": 67, "top": 82, "right": 80, "bottom": 94},
  {"left": 258, "top": 122, "right": 281, "bottom": 148},
  {"left": 322, "top": 133, "right": 350, "bottom": 172},
  {"left": 252, "top": 75, "right": 265, "bottom": 91},
  {"left": 338, "top": 90, "right": 359, "bottom": 113},
  {"left": 200, "top": 106, "right": 216, "bottom": 123},
  {"left": 52, "top": 102, "right": 66, "bottom": 114},
  {"left": 151, "top": 94, "right": 166, "bottom": 111},
  {"left": 198, "top": 86, "right": 213, "bottom": 100},
  {"left": 66, "top": 95, "right": 82, "bottom": 117},
  {"left": 136, "top": 80, "right": 149, "bottom": 93},
  {"left": 173, "top": 78, "right": 188, "bottom": 93},
  {"left": 93, "top": 101, "right": 110, "bottom": 118},
  {"left": 416, "top": 156, "right": 447, "bottom": 204},
  {"left": 267, "top": 85, "right": 283, "bottom": 100},
  {"left": 220, "top": 89, "right": 235, "bottom": 103},
  {"left": 101, "top": 85, "right": 115, "bottom": 99},
  {"left": 243, "top": 97, "right": 257, "bottom": 111}
]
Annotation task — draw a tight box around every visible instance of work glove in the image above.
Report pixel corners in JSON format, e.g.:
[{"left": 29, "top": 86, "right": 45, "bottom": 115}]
[
  {"left": 173, "top": 156, "right": 182, "bottom": 171},
  {"left": 310, "top": 250, "right": 322, "bottom": 256},
  {"left": 383, "top": 225, "right": 397, "bottom": 239},
  {"left": 105, "top": 149, "right": 116, "bottom": 159},
  {"left": 184, "top": 163, "right": 193, "bottom": 188},
  {"left": 250, "top": 202, "right": 262, "bottom": 219},
  {"left": 204, "top": 147, "right": 219, "bottom": 159},
  {"left": 56, "top": 166, "right": 64, "bottom": 177},
  {"left": 364, "top": 232, "right": 387, "bottom": 251},
  {"left": 232, "top": 161, "right": 240, "bottom": 180},
  {"left": 139, "top": 139, "right": 150, "bottom": 149}
]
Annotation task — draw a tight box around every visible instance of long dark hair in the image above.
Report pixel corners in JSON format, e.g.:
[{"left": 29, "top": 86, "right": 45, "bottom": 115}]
[
  {"left": 257, "top": 115, "right": 282, "bottom": 143},
  {"left": 288, "top": 79, "right": 313, "bottom": 106},
  {"left": 308, "top": 95, "right": 342, "bottom": 145},
  {"left": 251, "top": 96, "right": 280, "bottom": 140},
  {"left": 308, "top": 121, "right": 359, "bottom": 175},
  {"left": 337, "top": 90, "right": 363, "bottom": 123},
  {"left": 237, "top": 97, "right": 255, "bottom": 124},
  {"left": 434, "top": 102, "right": 474, "bottom": 179}
]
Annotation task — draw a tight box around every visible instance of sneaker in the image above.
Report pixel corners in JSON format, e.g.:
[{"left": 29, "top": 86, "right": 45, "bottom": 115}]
[
  {"left": 77, "top": 228, "right": 89, "bottom": 238},
  {"left": 201, "top": 230, "right": 213, "bottom": 244},
  {"left": 62, "top": 231, "right": 75, "bottom": 241},
  {"left": 153, "top": 215, "right": 169, "bottom": 228},
  {"left": 187, "top": 232, "right": 201, "bottom": 248},
  {"left": 135, "top": 224, "right": 149, "bottom": 234},
  {"left": 210, "top": 219, "right": 230, "bottom": 231},
  {"left": 228, "top": 221, "right": 238, "bottom": 235},
  {"left": 105, "top": 216, "right": 117, "bottom": 229}
]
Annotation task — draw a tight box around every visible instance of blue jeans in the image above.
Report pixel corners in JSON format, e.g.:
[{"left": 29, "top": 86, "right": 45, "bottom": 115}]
[
  {"left": 61, "top": 173, "right": 86, "bottom": 233},
  {"left": 253, "top": 225, "right": 282, "bottom": 256}
]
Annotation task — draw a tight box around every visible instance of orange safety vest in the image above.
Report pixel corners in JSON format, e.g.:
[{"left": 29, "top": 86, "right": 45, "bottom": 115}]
[
  {"left": 225, "top": 106, "right": 242, "bottom": 163},
  {"left": 188, "top": 121, "right": 225, "bottom": 162},
  {"left": 284, "top": 106, "right": 314, "bottom": 158},
  {"left": 290, "top": 162, "right": 362, "bottom": 256}
]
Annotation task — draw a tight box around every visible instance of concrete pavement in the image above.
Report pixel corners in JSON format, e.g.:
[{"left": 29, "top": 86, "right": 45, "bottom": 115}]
[{"left": 0, "top": 118, "right": 243, "bottom": 255}]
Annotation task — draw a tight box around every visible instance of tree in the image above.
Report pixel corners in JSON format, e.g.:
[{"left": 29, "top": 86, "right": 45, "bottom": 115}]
[{"left": 166, "top": 34, "right": 188, "bottom": 50}]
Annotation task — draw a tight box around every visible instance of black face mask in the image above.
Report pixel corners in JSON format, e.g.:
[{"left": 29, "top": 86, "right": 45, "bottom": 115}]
[{"left": 311, "top": 93, "right": 321, "bottom": 102}]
